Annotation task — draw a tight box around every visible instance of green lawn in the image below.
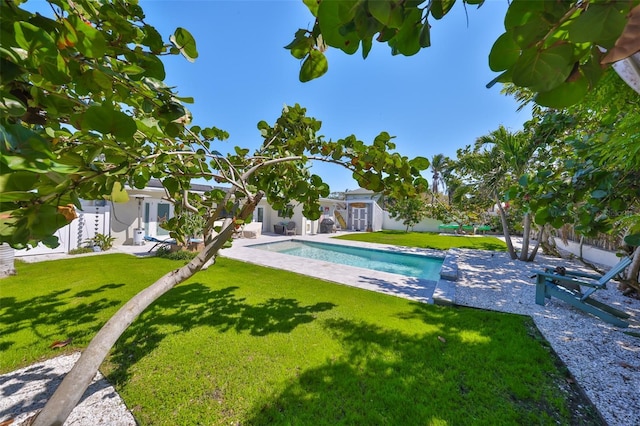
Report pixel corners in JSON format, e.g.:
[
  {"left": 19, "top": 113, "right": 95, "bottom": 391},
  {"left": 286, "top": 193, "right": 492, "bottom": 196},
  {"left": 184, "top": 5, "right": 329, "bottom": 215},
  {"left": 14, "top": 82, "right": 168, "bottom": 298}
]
[
  {"left": 0, "top": 254, "right": 599, "bottom": 425},
  {"left": 333, "top": 230, "right": 508, "bottom": 251}
]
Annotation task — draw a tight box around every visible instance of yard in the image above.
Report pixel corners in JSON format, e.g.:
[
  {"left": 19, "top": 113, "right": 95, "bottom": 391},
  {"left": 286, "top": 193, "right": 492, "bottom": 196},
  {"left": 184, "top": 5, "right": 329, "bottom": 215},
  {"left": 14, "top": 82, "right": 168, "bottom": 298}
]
[
  {"left": 334, "top": 230, "right": 508, "bottom": 251},
  {"left": 0, "top": 243, "right": 600, "bottom": 424}
]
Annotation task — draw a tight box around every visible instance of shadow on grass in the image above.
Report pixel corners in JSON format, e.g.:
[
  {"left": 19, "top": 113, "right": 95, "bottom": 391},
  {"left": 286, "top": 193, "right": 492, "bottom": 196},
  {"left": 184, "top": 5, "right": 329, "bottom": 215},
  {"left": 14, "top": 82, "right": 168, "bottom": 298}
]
[
  {"left": 0, "top": 284, "right": 125, "bottom": 352},
  {"left": 246, "top": 303, "right": 599, "bottom": 425},
  {"left": 108, "top": 283, "right": 335, "bottom": 385}
]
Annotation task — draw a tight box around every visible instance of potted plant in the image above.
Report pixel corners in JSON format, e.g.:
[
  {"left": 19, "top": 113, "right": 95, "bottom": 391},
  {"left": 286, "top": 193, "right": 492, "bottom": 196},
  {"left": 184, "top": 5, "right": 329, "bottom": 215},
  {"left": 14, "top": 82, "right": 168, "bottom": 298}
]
[{"left": 85, "top": 233, "right": 116, "bottom": 251}]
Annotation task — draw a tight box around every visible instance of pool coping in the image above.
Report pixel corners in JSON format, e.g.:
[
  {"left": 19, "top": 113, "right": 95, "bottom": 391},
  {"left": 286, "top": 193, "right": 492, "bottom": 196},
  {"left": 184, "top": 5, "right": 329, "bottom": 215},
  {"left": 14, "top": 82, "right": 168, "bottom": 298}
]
[{"left": 220, "top": 233, "right": 457, "bottom": 305}]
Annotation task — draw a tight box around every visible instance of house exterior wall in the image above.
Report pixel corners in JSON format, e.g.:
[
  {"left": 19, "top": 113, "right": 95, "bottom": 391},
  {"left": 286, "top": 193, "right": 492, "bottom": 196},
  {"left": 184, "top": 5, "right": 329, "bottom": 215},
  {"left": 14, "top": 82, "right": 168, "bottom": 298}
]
[{"left": 108, "top": 187, "right": 173, "bottom": 245}]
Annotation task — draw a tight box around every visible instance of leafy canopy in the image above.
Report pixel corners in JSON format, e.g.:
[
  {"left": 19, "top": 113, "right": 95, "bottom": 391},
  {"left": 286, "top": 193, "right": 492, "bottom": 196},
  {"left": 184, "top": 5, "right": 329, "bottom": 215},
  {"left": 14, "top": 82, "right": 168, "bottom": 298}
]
[
  {"left": 287, "top": 0, "right": 640, "bottom": 107},
  {"left": 0, "top": 0, "right": 430, "bottom": 250}
]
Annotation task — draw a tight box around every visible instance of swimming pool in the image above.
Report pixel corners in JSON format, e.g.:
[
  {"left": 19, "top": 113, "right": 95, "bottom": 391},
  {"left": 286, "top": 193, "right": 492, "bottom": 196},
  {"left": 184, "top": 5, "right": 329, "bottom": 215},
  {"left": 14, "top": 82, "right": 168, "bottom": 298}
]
[{"left": 250, "top": 240, "right": 443, "bottom": 281}]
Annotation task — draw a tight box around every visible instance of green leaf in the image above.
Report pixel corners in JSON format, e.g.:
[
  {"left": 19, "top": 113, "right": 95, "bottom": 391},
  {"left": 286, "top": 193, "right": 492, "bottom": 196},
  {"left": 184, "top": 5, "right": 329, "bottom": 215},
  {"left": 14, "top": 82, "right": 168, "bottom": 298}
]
[
  {"left": 390, "top": 8, "right": 422, "bottom": 56},
  {"left": 81, "top": 105, "right": 137, "bottom": 139},
  {"left": 489, "top": 32, "right": 520, "bottom": 72},
  {"left": 624, "top": 233, "right": 640, "bottom": 247},
  {"left": 409, "top": 156, "right": 430, "bottom": 170},
  {"left": 590, "top": 189, "right": 608, "bottom": 199},
  {"left": 162, "top": 177, "right": 179, "bottom": 195},
  {"left": 13, "top": 21, "right": 57, "bottom": 55},
  {"left": 1, "top": 94, "right": 27, "bottom": 117},
  {"left": 142, "top": 24, "right": 164, "bottom": 53},
  {"left": 72, "top": 16, "right": 107, "bottom": 58},
  {"left": 284, "top": 30, "right": 313, "bottom": 60},
  {"left": 512, "top": 44, "right": 574, "bottom": 92},
  {"left": 430, "top": 0, "right": 456, "bottom": 20},
  {"left": 504, "top": 0, "right": 546, "bottom": 29},
  {"left": 534, "top": 76, "right": 589, "bottom": 108},
  {"left": 419, "top": 21, "right": 431, "bottom": 48},
  {"left": 303, "top": 0, "right": 320, "bottom": 16},
  {"left": 368, "top": 0, "right": 391, "bottom": 25},
  {"left": 170, "top": 27, "right": 198, "bottom": 62},
  {"left": 568, "top": 4, "right": 628, "bottom": 47},
  {"left": 317, "top": 0, "right": 360, "bottom": 55},
  {"left": 518, "top": 174, "right": 528, "bottom": 186},
  {"left": 234, "top": 146, "right": 250, "bottom": 157},
  {"left": 109, "top": 182, "right": 129, "bottom": 203},
  {"left": 300, "top": 50, "right": 328, "bottom": 82}
]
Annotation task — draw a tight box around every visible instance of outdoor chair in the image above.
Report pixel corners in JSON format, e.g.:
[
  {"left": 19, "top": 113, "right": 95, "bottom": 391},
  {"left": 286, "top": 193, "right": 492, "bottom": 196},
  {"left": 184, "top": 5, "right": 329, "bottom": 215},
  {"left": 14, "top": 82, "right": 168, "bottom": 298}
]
[
  {"left": 143, "top": 236, "right": 177, "bottom": 252},
  {"left": 285, "top": 221, "right": 296, "bottom": 236},
  {"left": 274, "top": 222, "right": 286, "bottom": 235},
  {"left": 533, "top": 256, "right": 633, "bottom": 327}
]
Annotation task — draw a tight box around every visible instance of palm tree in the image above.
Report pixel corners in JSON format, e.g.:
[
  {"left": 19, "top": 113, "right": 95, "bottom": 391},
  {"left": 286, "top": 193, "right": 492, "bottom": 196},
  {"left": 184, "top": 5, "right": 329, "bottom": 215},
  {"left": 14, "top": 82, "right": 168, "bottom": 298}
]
[
  {"left": 457, "top": 126, "right": 540, "bottom": 260},
  {"left": 430, "top": 154, "right": 447, "bottom": 202}
]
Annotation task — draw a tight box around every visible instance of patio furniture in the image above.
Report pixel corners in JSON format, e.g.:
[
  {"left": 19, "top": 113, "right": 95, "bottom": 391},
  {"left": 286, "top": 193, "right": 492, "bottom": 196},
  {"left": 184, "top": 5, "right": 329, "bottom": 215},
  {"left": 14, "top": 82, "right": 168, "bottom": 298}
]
[
  {"left": 143, "top": 236, "right": 177, "bottom": 252},
  {"left": 274, "top": 222, "right": 286, "bottom": 235},
  {"left": 285, "top": 221, "right": 296, "bottom": 236},
  {"left": 533, "top": 256, "right": 633, "bottom": 327}
]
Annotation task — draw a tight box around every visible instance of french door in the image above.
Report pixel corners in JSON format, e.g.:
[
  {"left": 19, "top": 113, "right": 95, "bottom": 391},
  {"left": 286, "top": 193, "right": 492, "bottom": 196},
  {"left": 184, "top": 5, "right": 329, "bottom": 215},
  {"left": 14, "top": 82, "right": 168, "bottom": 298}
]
[{"left": 352, "top": 208, "right": 367, "bottom": 231}]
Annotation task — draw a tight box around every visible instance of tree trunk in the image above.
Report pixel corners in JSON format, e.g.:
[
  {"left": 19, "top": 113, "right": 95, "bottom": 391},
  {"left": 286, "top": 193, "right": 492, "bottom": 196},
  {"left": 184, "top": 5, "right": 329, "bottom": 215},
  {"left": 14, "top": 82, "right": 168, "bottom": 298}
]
[
  {"left": 527, "top": 226, "right": 543, "bottom": 262},
  {"left": 32, "top": 194, "right": 262, "bottom": 426},
  {"left": 579, "top": 235, "right": 584, "bottom": 260},
  {"left": 495, "top": 197, "right": 517, "bottom": 259},
  {"left": 626, "top": 246, "right": 640, "bottom": 289},
  {"left": 0, "top": 243, "right": 16, "bottom": 278},
  {"left": 519, "top": 212, "right": 531, "bottom": 261}
]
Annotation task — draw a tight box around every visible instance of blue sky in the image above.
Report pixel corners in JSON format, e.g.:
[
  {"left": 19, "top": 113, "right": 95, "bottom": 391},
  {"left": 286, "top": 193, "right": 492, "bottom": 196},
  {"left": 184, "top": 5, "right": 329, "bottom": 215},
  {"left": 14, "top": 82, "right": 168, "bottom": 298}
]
[{"left": 35, "top": 0, "right": 533, "bottom": 192}]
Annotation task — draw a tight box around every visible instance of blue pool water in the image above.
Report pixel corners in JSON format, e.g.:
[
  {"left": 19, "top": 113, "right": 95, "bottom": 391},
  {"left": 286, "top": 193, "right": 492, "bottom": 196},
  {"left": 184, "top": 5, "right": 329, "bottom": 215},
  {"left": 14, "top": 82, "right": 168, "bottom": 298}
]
[{"left": 250, "top": 240, "right": 443, "bottom": 281}]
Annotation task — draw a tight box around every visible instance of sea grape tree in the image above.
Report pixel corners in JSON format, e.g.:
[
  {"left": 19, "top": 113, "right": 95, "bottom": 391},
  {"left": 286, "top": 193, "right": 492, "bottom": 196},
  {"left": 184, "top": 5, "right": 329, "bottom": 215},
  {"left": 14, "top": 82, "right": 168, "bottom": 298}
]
[
  {"left": 288, "top": 0, "right": 640, "bottom": 106},
  {"left": 1, "top": 1, "right": 429, "bottom": 424}
]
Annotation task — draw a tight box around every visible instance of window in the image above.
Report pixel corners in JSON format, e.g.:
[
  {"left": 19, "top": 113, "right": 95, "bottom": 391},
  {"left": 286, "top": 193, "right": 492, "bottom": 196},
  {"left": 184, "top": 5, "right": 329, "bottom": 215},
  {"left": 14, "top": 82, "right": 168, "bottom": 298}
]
[{"left": 278, "top": 204, "right": 293, "bottom": 218}]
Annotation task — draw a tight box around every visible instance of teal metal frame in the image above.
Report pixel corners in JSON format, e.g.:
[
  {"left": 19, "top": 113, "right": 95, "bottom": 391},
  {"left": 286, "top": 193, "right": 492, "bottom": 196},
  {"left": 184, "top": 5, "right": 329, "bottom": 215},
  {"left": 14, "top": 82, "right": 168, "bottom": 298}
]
[{"left": 534, "top": 256, "right": 633, "bottom": 328}]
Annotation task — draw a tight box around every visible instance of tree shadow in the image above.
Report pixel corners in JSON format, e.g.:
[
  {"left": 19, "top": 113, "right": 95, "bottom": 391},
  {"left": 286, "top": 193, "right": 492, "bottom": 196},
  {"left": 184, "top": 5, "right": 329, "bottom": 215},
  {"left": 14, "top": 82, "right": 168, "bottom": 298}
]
[
  {"left": 245, "top": 303, "right": 600, "bottom": 425},
  {"left": 108, "top": 283, "right": 335, "bottom": 385},
  {"left": 0, "top": 284, "right": 125, "bottom": 354}
]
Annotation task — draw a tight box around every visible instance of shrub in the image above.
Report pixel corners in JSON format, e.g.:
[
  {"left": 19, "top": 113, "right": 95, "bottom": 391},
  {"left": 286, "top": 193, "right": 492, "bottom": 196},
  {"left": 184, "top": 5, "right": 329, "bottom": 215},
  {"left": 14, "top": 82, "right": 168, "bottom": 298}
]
[
  {"left": 85, "top": 233, "right": 116, "bottom": 251},
  {"left": 69, "top": 247, "right": 94, "bottom": 255},
  {"left": 155, "top": 247, "right": 198, "bottom": 261}
]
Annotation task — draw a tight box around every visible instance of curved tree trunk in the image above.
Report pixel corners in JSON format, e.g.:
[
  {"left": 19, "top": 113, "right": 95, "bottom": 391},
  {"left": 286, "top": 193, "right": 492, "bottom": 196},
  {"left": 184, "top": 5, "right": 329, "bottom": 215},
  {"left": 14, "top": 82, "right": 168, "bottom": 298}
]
[
  {"left": 32, "top": 194, "right": 262, "bottom": 426},
  {"left": 519, "top": 212, "right": 531, "bottom": 261},
  {"left": 495, "top": 197, "right": 517, "bottom": 259}
]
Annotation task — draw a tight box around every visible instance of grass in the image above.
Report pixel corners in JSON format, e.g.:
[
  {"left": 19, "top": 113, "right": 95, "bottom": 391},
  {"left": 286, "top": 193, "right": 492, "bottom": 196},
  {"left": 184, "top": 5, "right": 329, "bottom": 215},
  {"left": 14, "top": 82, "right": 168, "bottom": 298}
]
[
  {"left": 0, "top": 254, "right": 600, "bottom": 425},
  {"left": 334, "top": 230, "right": 508, "bottom": 251}
]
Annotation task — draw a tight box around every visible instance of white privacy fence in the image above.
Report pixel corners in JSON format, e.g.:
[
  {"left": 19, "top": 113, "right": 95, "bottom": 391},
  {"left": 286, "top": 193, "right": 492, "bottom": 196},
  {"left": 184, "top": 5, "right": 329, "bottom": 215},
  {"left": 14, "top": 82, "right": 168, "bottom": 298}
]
[
  {"left": 382, "top": 211, "right": 442, "bottom": 233},
  {"left": 14, "top": 205, "right": 111, "bottom": 257}
]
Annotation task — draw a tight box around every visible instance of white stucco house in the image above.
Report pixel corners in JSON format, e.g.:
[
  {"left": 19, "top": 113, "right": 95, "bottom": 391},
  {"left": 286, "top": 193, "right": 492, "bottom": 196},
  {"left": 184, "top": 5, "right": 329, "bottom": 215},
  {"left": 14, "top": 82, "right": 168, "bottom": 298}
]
[{"left": 14, "top": 180, "right": 347, "bottom": 257}]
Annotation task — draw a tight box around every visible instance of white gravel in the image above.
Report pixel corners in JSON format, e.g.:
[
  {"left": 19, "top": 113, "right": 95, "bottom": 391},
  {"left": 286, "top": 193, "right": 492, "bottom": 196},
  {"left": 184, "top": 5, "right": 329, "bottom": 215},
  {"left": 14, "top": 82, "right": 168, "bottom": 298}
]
[
  {"left": 452, "top": 249, "right": 640, "bottom": 426},
  {"left": 0, "top": 352, "right": 135, "bottom": 425},
  {"left": 2, "top": 244, "right": 639, "bottom": 425}
]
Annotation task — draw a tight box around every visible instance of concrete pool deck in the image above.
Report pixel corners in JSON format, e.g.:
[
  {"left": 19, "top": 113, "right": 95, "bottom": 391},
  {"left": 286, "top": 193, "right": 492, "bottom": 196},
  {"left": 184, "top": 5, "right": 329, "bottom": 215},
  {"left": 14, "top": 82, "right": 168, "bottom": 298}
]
[{"left": 219, "top": 232, "right": 456, "bottom": 305}]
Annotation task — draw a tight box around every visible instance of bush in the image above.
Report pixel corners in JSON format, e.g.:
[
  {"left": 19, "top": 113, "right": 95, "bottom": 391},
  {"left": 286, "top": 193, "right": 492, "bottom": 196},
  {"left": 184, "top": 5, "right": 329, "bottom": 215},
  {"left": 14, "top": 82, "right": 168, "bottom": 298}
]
[
  {"left": 155, "top": 247, "right": 198, "bottom": 261},
  {"left": 69, "top": 247, "right": 94, "bottom": 255}
]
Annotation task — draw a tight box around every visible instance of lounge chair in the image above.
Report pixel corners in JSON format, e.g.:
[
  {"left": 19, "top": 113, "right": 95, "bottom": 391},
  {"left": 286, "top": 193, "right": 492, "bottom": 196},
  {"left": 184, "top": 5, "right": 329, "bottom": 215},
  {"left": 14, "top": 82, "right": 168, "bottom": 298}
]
[
  {"left": 143, "top": 236, "right": 176, "bottom": 252},
  {"left": 533, "top": 256, "right": 633, "bottom": 327}
]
